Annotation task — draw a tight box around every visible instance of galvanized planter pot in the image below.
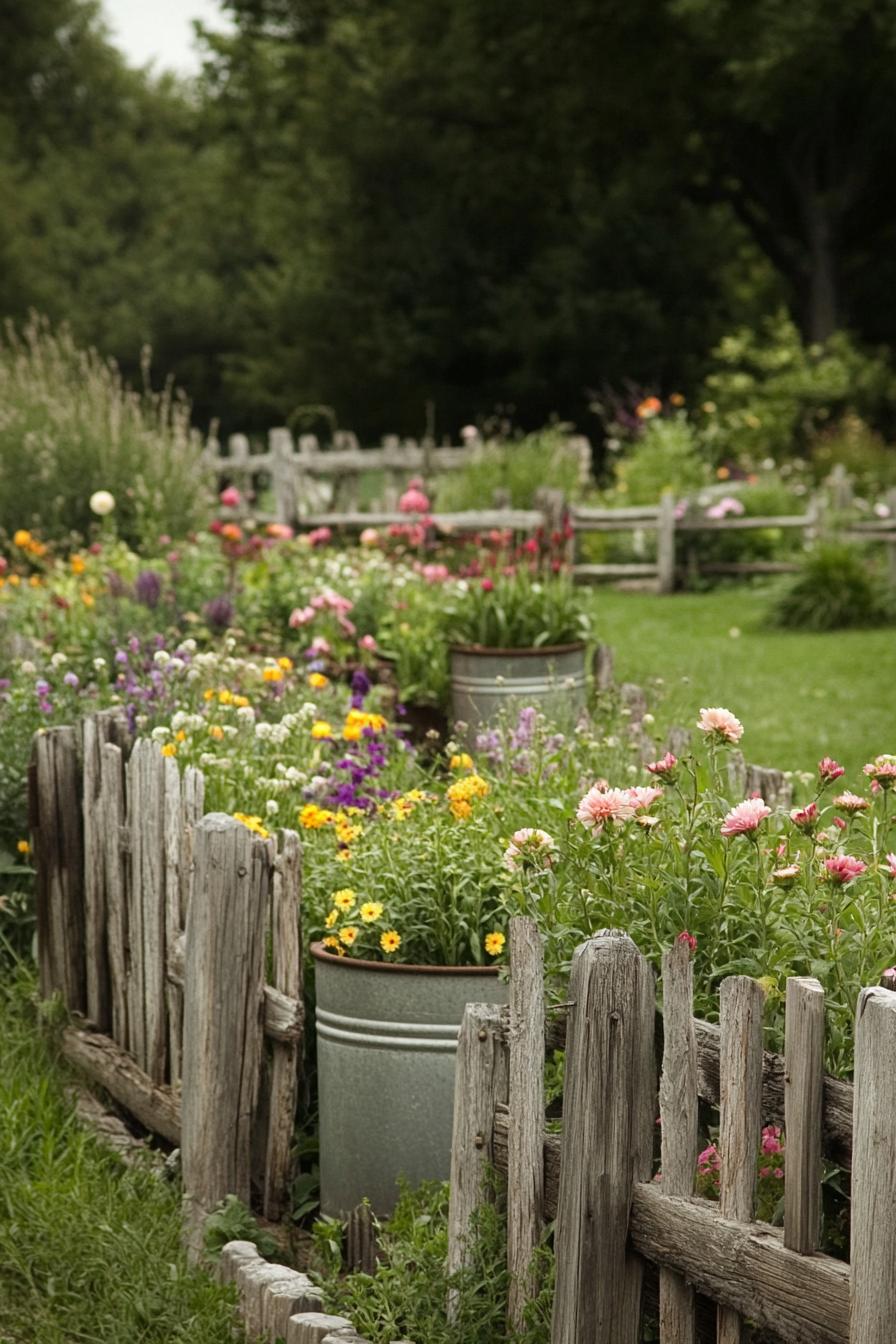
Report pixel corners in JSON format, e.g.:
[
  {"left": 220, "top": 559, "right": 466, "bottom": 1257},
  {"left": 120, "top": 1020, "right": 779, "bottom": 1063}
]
[
  {"left": 449, "top": 641, "right": 588, "bottom": 738},
  {"left": 312, "top": 942, "right": 507, "bottom": 1217}
]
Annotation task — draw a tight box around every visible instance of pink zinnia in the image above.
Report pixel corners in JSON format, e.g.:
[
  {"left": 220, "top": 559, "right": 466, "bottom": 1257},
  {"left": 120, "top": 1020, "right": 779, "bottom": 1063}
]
[
  {"left": 358, "top": 634, "right": 377, "bottom": 652},
  {"left": 646, "top": 752, "right": 677, "bottom": 778},
  {"left": 576, "top": 785, "right": 637, "bottom": 832},
  {"left": 629, "top": 785, "right": 664, "bottom": 811},
  {"left": 289, "top": 605, "right": 316, "bottom": 628},
  {"left": 824, "top": 855, "right": 867, "bottom": 884},
  {"left": 834, "top": 791, "right": 869, "bottom": 813},
  {"left": 697, "top": 706, "right": 744, "bottom": 744},
  {"left": 863, "top": 755, "right": 896, "bottom": 789},
  {"left": 307, "top": 526, "right": 332, "bottom": 547},
  {"left": 399, "top": 486, "right": 431, "bottom": 514},
  {"left": 503, "top": 828, "right": 557, "bottom": 872},
  {"left": 818, "top": 756, "right": 845, "bottom": 783},
  {"left": 790, "top": 802, "right": 818, "bottom": 832},
  {"left": 265, "top": 522, "right": 293, "bottom": 539},
  {"left": 720, "top": 797, "right": 771, "bottom": 837},
  {"left": 219, "top": 485, "right": 241, "bottom": 508}
]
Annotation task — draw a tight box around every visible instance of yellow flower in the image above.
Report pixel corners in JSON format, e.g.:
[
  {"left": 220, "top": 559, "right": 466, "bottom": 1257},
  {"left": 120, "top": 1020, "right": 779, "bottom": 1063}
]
[
  {"left": 233, "top": 694, "right": 250, "bottom": 708},
  {"left": 16, "top": 839, "right": 30, "bottom": 855},
  {"left": 8, "top": 574, "right": 20, "bottom": 587},
  {"left": 335, "top": 848, "right": 352, "bottom": 862},
  {"left": 332, "top": 888, "right": 356, "bottom": 911},
  {"left": 335, "top": 817, "right": 362, "bottom": 844},
  {"left": 263, "top": 666, "right": 283, "bottom": 682},
  {"left": 446, "top": 774, "right": 490, "bottom": 805},
  {"left": 161, "top": 743, "right": 177, "bottom": 757},
  {"left": 175, "top": 729, "right": 187, "bottom": 742},
  {"left": 13, "top": 530, "right": 31, "bottom": 547},
  {"left": 360, "top": 901, "right": 383, "bottom": 924},
  {"left": 323, "top": 935, "right": 344, "bottom": 955},
  {"left": 450, "top": 799, "right": 473, "bottom": 821},
  {"left": 81, "top": 590, "right": 95, "bottom": 607},
  {"left": 29, "top": 575, "right": 41, "bottom": 588},
  {"left": 380, "top": 929, "right": 401, "bottom": 954},
  {"left": 203, "top": 688, "right": 216, "bottom": 701},
  {"left": 339, "top": 925, "right": 359, "bottom": 947},
  {"left": 311, "top": 720, "right": 333, "bottom": 739},
  {"left": 343, "top": 709, "right": 386, "bottom": 740},
  {"left": 391, "top": 798, "right": 414, "bottom": 821},
  {"left": 277, "top": 656, "right": 294, "bottom": 671},
  {"left": 325, "top": 909, "right": 339, "bottom": 929},
  {"left": 208, "top": 724, "right": 224, "bottom": 740},
  {"left": 299, "top": 803, "right": 336, "bottom": 829},
  {"left": 70, "top": 554, "right": 86, "bottom": 575},
  {"left": 233, "top": 812, "right": 271, "bottom": 839},
  {"left": 450, "top": 753, "right": 473, "bottom": 771},
  {"left": 308, "top": 672, "right": 329, "bottom": 689},
  {"left": 218, "top": 689, "right": 233, "bottom": 704},
  {"left": 484, "top": 931, "right": 506, "bottom": 957}
]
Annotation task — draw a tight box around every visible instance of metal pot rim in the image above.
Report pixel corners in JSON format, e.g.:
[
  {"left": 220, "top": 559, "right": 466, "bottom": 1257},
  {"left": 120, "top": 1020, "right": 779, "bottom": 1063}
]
[
  {"left": 310, "top": 940, "right": 502, "bottom": 975},
  {"left": 449, "top": 640, "right": 586, "bottom": 658}
]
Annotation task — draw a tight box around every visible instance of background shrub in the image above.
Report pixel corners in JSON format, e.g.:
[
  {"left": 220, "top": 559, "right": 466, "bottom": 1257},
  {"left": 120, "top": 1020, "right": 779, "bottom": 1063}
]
[
  {"left": 769, "top": 543, "right": 896, "bottom": 631},
  {"left": 434, "top": 428, "right": 587, "bottom": 511}
]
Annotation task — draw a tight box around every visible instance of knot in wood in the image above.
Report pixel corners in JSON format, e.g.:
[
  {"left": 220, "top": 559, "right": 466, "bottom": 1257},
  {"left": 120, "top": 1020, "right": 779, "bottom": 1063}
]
[
  {"left": 237, "top": 864, "right": 248, "bottom": 877},
  {"left": 477, "top": 1027, "right": 488, "bottom": 1042},
  {"left": 474, "top": 1133, "right": 485, "bottom": 1149}
]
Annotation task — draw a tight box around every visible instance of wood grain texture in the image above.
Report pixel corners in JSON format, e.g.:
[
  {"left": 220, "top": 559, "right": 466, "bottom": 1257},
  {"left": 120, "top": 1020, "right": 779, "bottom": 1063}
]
[
  {"left": 659, "top": 940, "right": 697, "bottom": 1342},
  {"left": 163, "top": 756, "right": 184, "bottom": 1085},
  {"left": 550, "top": 933, "right": 655, "bottom": 1344},
  {"left": 100, "top": 742, "right": 128, "bottom": 1047},
  {"left": 717, "top": 976, "right": 765, "bottom": 1344},
  {"left": 59, "top": 1024, "right": 180, "bottom": 1143},
  {"left": 31, "top": 727, "right": 86, "bottom": 1012},
  {"left": 507, "top": 917, "right": 545, "bottom": 1331},
  {"left": 286, "top": 1314, "right": 353, "bottom": 1344},
  {"left": 850, "top": 987, "right": 896, "bottom": 1343},
  {"left": 82, "top": 710, "right": 126, "bottom": 1030},
  {"left": 125, "top": 739, "right": 168, "bottom": 1077},
  {"left": 263, "top": 829, "right": 303, "bottom": 1220},
  {"left": 181, "top": 814, "right": 271, "bottom": 1257},
  {"left": 446, "top": 1002, "right": 508, "bottom": 1314},
  {"left": 784, "top": 977, "right": 824, "bottom": 1254}
]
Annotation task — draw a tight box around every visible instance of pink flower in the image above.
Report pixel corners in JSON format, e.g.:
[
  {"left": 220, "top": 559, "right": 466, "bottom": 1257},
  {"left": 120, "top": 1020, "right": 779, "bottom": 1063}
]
[
  {"left": 628, "top": 785, "right": 664, "bottom": 811},
  {"left": 219, "top": 486, "right": 241, "bottom": 508},
  {"left": 309, "top": 635, "right": 331, "bottom": 655},
  {"left": 834, "top": 791, "right": 869, "bottom": 813},
  {"left": 399, "top": 486, "right": 431, "bottom": 514},
  {"left": 420, "top": 563, "right": 449, "bottom": 583},
  {"left": 761, "top": 1124, "right": 784, "bottom": 1156},
  {"left": 460, "top": 425, "right": 479, "bottom": 441},
  {"left": 705, "top": 496, "right": 745, "bottom": 520},
  {"left": 266, "top": 522, "right": 293, "bottom": 540},
  {"left": 697, "top": 1144, "right": 720, "bottom": 1174},
  {"left": 863, "top": 755, "right": 896, "bottom": 789},
  {"left": 360, "top": 527, "right": 380, "bottom": 547},
  {"left": 886, "top": 853, "right": 896, "bottom": 878},
  {"left": 818, "top": 756, "right": 845, "bottom": 783},
  {"left": 289, "top": 605, "right": 316, "bottom": 628},
  {"left": 824, "top": 855, "right": 867, "bottom": 884},
  {"left": 676, "top": 931, "right": 697, "bottom": 954},
  {"left": 503, "top": 828, "right": 557, "bottom": 872},
  {"left": 307, "top": 526, "right": 332, "bottom": 547},
  {"left": 481, "top": 578, "right": 494, "bottom": 592},
  {"left": 772, "top": 864, "right": 800, "bottom": 886},
  {"left": 720, "top": 797, "right": 771, "bottom": 837},
  {"left": 790, "top": 802, "right": 818, "bottom": 832},
  {"left": 833, "top": 816, "right": 847, "bottom": 831},
  {"left": 576, "top": 785, "right": 638, "bottom": 832},
  {"left": 646, "top": 752, "right": 678, "bottom": 778},
  {"left": 358, "top": 634, "right": 377, "bottom": 652},
  {"left": 697, "top": 706, "right": 744, "bottom": 744}
]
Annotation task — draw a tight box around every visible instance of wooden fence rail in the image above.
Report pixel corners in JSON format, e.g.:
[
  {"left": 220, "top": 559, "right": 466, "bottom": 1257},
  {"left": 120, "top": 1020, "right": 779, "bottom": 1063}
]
[{"left": 449, "top": 916, "right": 894, "bottom": 1343}]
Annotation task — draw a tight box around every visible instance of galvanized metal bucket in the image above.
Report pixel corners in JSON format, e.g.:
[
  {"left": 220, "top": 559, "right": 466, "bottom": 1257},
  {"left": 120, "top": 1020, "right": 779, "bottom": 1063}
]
[
  {"left": 312, "top": 942, "right": 507, "bottom": 1217},
  {"left": 450, "top": 641, "right": 588, "bottom": 739}
]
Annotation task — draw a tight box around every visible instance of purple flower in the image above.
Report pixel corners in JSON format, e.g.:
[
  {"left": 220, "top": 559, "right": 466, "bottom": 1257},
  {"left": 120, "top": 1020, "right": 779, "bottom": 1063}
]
[
  {"left": 134, "top": 569, "right": 163, "bottom": 608},
  {"left": 203, "top": 595, "right": 235, "bottom": 632},
  {"left": 63, "top": 672, "right": 79, "bottom": 689},
  {"left": 35, "top": 679, "right": 50, "bottom": 696},
  {"left": 115, "top": 650, "right": 129, "bottom": 665}
]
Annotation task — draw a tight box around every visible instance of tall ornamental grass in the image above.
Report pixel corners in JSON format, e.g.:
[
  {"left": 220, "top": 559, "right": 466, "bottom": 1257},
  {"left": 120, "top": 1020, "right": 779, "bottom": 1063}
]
[{"left": 0, "top": 316, "right": 210, "bottom": 546}]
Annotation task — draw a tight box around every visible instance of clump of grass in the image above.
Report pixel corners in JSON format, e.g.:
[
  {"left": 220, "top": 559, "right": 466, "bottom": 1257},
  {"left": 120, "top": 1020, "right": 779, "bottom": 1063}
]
[
  {"left": 0, "top": 315, "right": 210, "bottom": 548},
  {"left": 768, "top": 543, "right": 896, "bottom": 631},
  {"left": 0, "top": 965, "right": 241, "bottom": 1343}
]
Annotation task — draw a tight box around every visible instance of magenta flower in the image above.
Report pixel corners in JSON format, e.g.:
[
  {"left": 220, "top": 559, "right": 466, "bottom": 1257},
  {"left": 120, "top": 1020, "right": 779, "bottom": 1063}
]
[
  {"left": 399, "top": 486, "right": 431, "bottom": 514},
  {"left": 885, "top": 853, "right": 896, "bottom": 878},
  {"left": 761, "top": 1124, "right": 784, "bottom": 1156},
  {"left": 646, "top": 751, "right": 678, "bottom": 778},
  {"left": 834, "top": 791, "right": 869, "bottom": 813},
  {"left": 219, "top": 485, "right": 241, "bottom": 508},
  {"left": 676, "top": 930, "right": 697, "bottom": 954},
  {"left": 576, "top": 785, "right": 637, "bottom": 833},
  {"left": 307, "top": 526, "right": 332, "bottom": 547},
  {"left": 824, "top": 855, "right": 867, "bottom": 884},
  {"left": 790, "top": 801, "right": 818, "bottom": 832},
  {"left": 818, "top": 756, "right": 845, "bottom": 783},
  {"left": 697, "top": 706, "right": 744, "bottom": 744},
  {"left": 863, "top": 755, "right": 896, "bottom": 789},
  {"left": 720, "top": 797, "right": 771, "bottom": 837}
]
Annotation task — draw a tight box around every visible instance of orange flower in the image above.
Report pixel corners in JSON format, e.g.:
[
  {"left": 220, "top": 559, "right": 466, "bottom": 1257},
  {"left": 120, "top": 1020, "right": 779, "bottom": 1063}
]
[{"left": 635, "top": 396, "right": 662, "bottom": 420}]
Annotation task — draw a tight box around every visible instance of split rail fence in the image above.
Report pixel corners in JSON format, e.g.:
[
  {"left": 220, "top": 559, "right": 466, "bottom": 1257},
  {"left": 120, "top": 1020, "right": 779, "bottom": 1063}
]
[{"left": 448, "top": 915, "right": 894, "bottom": 1343}]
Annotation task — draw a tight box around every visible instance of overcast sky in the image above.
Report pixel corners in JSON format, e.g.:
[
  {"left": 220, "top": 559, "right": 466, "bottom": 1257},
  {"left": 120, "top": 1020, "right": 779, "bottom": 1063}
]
[{"left": 101, "top": 0, "right": 235, "bottom": 75}]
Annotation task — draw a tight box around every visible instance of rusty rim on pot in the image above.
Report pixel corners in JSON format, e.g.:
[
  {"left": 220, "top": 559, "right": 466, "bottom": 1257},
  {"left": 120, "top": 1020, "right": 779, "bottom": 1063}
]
[
  {"left": 449, "top": 640, "right": 586, "bottom": 658},
  {"left": 310, "top": 940, "right": 502, "bottom": 975}
]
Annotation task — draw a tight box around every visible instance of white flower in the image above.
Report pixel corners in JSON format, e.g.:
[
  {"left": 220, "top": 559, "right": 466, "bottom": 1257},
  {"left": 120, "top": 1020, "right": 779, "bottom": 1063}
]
[
  {"left": 151, "top": 726, "right": 170, "bottom": 741},
  {"left": 153, "top": 650, "right": 170, "bottom": 666},
  {"left": 236, "top": 706, "right": 255, "bottom": 723},
  {"left": 265, "top": 800, "right": 279, "bottom": 816},
  {"left": 89, "top": 490, "right": 115, "bottom": 516},
  {"left": 93, "top": 657, "right": 106, "bottom": 671},
  {"left": 642, "top": 712, "right": 655, "bottom": 726},
  {"left": 50, "top": 652, "right": 68, "bottom": 667},
  {"left": 20, "top": 660, "right": 36, "bottom": 675}
]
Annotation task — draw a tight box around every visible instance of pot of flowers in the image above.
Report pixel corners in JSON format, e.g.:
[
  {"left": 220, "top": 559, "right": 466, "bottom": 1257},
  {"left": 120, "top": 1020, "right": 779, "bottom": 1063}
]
[
  {"left": 446, "top": 568, "right": 591, "bottom": 739},
  {"left": 309, "top": 779, "right": 508, "bottom": 1217}
]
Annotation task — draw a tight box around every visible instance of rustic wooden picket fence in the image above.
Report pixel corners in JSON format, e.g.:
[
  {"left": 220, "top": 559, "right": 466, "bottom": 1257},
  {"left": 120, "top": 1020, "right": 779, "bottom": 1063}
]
[{"left": 448, "top": 915, "right": 895, "bottom": 1343}]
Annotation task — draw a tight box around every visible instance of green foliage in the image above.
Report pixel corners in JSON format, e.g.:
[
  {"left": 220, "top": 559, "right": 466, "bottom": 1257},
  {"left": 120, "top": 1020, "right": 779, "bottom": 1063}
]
[
  {"left": 0, "top": 318, "right": 210, "bottom": 546},
  {"left": 610, "top": 415, "right": 709, "bottom": 505},
  {"left": 812, "top": 415, "right": 896, "bottom": 495},
  {"left": 0, "top": 966, "right": 240, "bottom": 1342},
  {"left": 769, "top": 544, "right": 896, "bottom": 631},
  {"left": 698, "top": 314, "right": 896, "bottom": 464},
  {"left": 435, "top": 430, "right": 588, "bottom": 512},
  {"left": 445, "top": 571, "right": 590, "bottom": 650},
  {"left": 203, "top": 1194, "right": 280, "bottom": 1259}
]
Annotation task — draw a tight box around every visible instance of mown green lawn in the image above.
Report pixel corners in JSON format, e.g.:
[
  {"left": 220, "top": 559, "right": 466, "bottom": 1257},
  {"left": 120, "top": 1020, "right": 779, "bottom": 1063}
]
[{"left": 589, "top": 585, "right": 896, "bottom": 776}]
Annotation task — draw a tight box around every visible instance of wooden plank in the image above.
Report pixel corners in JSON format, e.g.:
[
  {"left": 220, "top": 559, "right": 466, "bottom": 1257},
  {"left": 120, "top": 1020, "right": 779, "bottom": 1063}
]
[
  {"left": 850, "top": 987, "right": 896, "bottom": 1343},
  {"left": 574, "top": 562, "right": 659, "bottom": 579},
  {"left": 784, "top": 978, "right": 824, "bottom": 1254},
  {"left": 31, "top": 727, "right": 86, "bottom": 1012},
  {"left": 507, "top": 917, "right": 545, "bottom": 1331},
  {"left": 677, "top": 514, "right": 810, "bottom": 532},
  {"left": 447, "top": 1003, "right": 508, "bottom": 1316},
  {"left": 101, "top": 743, "right": 128, "bottom": 1047},
  {"left": 286, "top": 1314, "right": 353, "bottom": 1344},
  {"left": 181, "top": 814, "right": 271, "bottom": 1258},
  {"left": 717, "top": 976, "right": 765, "bottom": 1344},
  {"left": 572, "top": 504, "right": 662, "bottom": 523},
  {"left": 300, "top": 508, "right": 544, "bottom": 531},
  {"left": 631, "top": 1184, "right": 850, "bottom": 1344},
  {"left": 656, "top": 490, "right": 677, "bottom": 594},
  {"left": 163, "top": 756, "right": 184, "bottom": 1086},
  {"left": 263, "top": 829, "right": 304, "bottom": 1220},
  {"left": 551, "top": 933, "right": 655, "bottom": 1344},
  {"left": 82, "top": 711, "right": 125, "bottom": 1031},
  {"left": 126, "top": 739, "right": 168, "bottom": 1082},
  {"left": 659, "top": 939, "right": 697, "bottom": 1342},
  {"left": 59, "top": 1024, "right": 180, "bottom": 1144}
]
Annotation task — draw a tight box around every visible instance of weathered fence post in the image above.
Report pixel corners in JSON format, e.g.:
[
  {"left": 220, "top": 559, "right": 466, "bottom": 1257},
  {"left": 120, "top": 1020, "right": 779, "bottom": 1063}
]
[
  {"left": 656, "top": 490, "right": 677, "bottom": 594},
  {"left": 507, "top": 917, "right": 545, "bottom": 1331},
  {"left": 270, "top": 427, "right": 298, "bottom": 525},
  {"left": 263, "top": 829, "right": 303, "bottom": 1221},
  {"left": 126, "top": 738, "right": 168, "bottom": 1081},
  {"left": 181, "top": 814, "right": 271, "bottom": 1259},
  {"left": 716, "top": 976, "right": 765, "bottom": 1344},
  {"left": 101, "top": 740, "right": 128, "bottom": 1046},
  {"left": 850, "top": 987, "right": 896, "bottom": 1342},
  {"left": 550, "top": 932, "right": 655, "bottom": 1344},
  {"left": 82, "top": 709, "right": 127, "bottom": 1030},
  {"left": 658, "top": 938, "right": 698, "bottom": 1341},
  {"left": 446, "top": 1002, "right": 508, "bottom": 1316},
  {"left": 784, "top": 977, "right": 824, "bottom": 1254},
  {"left": 30, "top": 726, "right": 85, "bottom": 1011}
]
